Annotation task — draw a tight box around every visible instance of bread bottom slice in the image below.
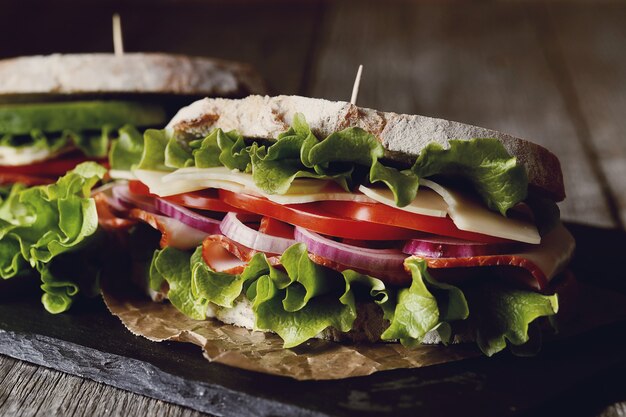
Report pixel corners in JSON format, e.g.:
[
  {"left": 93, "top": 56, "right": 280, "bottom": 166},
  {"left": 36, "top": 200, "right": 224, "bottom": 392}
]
[{"left": 199, "top": 294, "right": 473, "bottom": 345}]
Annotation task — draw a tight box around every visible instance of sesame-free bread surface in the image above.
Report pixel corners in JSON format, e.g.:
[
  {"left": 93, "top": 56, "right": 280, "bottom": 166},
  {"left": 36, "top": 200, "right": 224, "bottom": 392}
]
[{"left": 0, "top": 53, "right": 266, "bottom": 99}]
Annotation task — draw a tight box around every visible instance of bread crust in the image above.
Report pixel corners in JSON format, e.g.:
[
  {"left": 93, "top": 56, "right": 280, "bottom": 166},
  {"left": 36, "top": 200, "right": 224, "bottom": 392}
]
[
  {"left": 168, "top": 95, "right": 565, "bottom": 201},
  {"left": 206, "top": 295, "right": 473, "bottom": 345},
  {"left": 0, "top": 53, "right": 266, "bottom": 98}
]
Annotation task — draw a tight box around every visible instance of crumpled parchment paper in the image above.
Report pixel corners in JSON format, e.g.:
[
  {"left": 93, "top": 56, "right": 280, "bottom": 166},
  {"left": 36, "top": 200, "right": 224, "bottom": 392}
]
[{"left": 101, "top": 283, "right": 626, "bottom": 380}]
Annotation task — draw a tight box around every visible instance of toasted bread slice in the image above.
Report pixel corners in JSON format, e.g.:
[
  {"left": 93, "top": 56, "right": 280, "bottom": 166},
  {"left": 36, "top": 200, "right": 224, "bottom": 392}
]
[
  {"left": 168, "top": 95, "right": 565, "bottom": 201},
  {"left": 0, "top": 53, "right": 266, "bottom": 100}
]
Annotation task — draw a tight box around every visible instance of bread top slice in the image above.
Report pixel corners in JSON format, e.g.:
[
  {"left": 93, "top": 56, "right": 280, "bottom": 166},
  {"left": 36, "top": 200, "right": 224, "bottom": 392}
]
[
  {"left": 168, "top": 95, "right": 565, "bottom": 202},
  {"left": 0, "top": 53, "right": 266, "bottom": 99}
]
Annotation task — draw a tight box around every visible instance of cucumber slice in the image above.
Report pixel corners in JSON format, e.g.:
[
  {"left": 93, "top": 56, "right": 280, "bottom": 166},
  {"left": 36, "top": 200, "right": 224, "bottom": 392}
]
[{"left": 0, "top": 101, "right": 167, "bottom": 135}]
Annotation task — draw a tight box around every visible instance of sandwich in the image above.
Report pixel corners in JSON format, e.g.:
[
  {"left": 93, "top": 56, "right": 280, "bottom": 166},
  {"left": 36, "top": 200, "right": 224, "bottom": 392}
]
[
  {"left": 0, "top": 53, "right": 265, "bottom": 185},
  {"left": 0, "top": 54, "right": 265, "bottom": 313},
  {"left": 98, "top": 95, "right": 576, "bottom": 356}
]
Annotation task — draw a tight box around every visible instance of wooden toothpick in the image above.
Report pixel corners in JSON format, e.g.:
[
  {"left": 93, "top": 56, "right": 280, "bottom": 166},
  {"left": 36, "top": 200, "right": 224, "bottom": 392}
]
[
  {"left": 350, "top": 65, "right": 364, "bottom": 105},
  {"left": 112, "top": 13, "right": 124, "bottom": 56}
]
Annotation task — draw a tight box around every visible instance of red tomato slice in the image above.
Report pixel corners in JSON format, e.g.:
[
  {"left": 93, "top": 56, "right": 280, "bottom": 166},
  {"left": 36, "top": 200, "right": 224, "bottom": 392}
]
[
  {"left": 129, "top": 181, "right": 247, "bottom": 214},
  {"left": 0, "top": 172, "right": 54, "bottom": 186},
  {"left": 319, "top": 201, "right": 508, "bottom": 243},
  {"left": 128, "top": 180, "right": 152, "bottom": 196},
  {"left": 166, "top": 189, "right": 246, "bottom": 214},
  {"left": 0, "top": 152, "right": 107, "bottom": 177},
  {"left": 219, "top": 190, "right": 421, "bottom": 240},
  {"left": 259, "top": 217, "right": 294, "bottom": 239}
]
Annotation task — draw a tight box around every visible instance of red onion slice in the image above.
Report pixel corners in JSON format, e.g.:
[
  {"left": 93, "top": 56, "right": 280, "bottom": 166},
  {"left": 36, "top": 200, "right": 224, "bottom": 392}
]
[
  {"left": 220, "top": 212, "right": 297, "bottom": 254},
  {"left": 155, "top": 198, "right": 222, "bottom": 235},
  {"left": 294, "top": 226, "right": 407, "bottom": 272},
  {"left": 112, "top": 183, "right": 158, "bottom": 213},
  {"left": 402, "top": 235, "right": 521, "bottom": 258}
]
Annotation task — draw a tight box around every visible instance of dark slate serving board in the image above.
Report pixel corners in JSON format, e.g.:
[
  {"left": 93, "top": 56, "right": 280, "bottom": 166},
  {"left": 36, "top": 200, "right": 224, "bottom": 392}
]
[{"left": 1, "top": 222, "right": 626, "bottom": 417}]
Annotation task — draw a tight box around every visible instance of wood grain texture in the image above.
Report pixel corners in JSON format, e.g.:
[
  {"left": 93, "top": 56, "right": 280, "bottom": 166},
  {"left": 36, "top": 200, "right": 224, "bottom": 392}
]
[
  {"left": 0, "top": 354, "right": 208, "bottom": 417},
  {"left": 545, "top": 3, "right": 626, "bottom": 228},
  {"left": 308, "top": 1, "right": 616, "bottom": 228}
]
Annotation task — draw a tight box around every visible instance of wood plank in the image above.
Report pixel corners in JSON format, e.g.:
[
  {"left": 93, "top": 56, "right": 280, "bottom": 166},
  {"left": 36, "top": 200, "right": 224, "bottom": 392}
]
[
  {"left": 0, "top": 355, "right": 208, "bottom": 417},
  {"left": 545, "top": 3, "right": 626, "bottom": 229},
  {"left": 308, "top": 1, "right": 615, "bottom": 227}
]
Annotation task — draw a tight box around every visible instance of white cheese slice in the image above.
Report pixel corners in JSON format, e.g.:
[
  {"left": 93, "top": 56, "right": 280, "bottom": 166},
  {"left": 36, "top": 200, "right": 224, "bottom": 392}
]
[
  {"left": 420, "top": 179, "right": 541, "bottom": 244},
  {"left": 141, "top": 167, "right": 374, "bottom": 204},
  {"left": 162, "top": 167, "right": 257, "bottom": 188},
  {"left": 163, "top": 167, "right": 335, "bottom": 196},
  {"left": 265, "top": 191, "right": 373, "bottom": 205},
  {"left": 109, "top": 169, "right": 136, "bottom": 180},
  {"left": 0, "top": 144, "right": 72, "bottom": 166},
  {"left": 515, "top": 223, "right": 574, "bottom": 281},
  {"left": 358, "top": 184, "right": 448, "bottom": 218},
  {"left": 134, "top": 169, "right": 245, "bottom": 196}
]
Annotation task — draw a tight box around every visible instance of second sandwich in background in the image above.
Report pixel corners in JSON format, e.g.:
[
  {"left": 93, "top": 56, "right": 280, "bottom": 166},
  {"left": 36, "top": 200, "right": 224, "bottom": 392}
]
[
  {"left": 0, "top": 53, "right": 265, "bottom": 314},
  {"left": 0, "top": 53, "right": 265, "bottom": 185}
]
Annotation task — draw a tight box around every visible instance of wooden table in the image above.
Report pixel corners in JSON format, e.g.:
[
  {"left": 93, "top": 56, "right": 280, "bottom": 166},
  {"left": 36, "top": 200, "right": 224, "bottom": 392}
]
[{"left": 1, "top": 1, "right": 626, "bottom": 415}]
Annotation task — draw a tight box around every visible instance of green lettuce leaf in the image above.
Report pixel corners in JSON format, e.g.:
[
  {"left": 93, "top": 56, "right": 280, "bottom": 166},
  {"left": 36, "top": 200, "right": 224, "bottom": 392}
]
[
  {"left": 0, "top": 234, "right": 24, "bottom": 279},
  {"left": 66, "top": 128, "right": 110, "bottom": 158},
  {"left": 250, "top": 153, "right": 331, "bottom": 196},
  {"left": 191, "top": 130, "right": 222, "bottom": 168},
  {"left": 464, "top": 282, "right": 559, "bottom": 356},
  {"left": 249, "top": 249, "right": 384, "bottom": 348},
  {"left": 381, "top": 258, "right": 468, "bottom": 346},
  {"left": 147, "top": 242, "right": 558, "bottom": 354},
  {"left": 1, "top": 127, "right": 112, "bottom": 160},
  {"left": 252, "top": 276, "right": 356, "bottom": 348},
  {"left": 109, "top": 125, "right": 145, "bottom": 171},
  {"left": 156, "top": 242, "right": 391, "bottom": 348},
  {"left": 0, "top": 101, "right": 166, "bottom": 135},
  {"left": 216, "top": 129, "right": 251, "bottom": 172},
  {"left": 165, "top": 136, "right": 194, "bottom": 169},
  {"left": 0, "top": 129, "right": 67, "bottom": 156},
  {"left": 279, "top": 243, "right": 340, "bottom": 312},
  {"left": 369, "top": 161, "right": 419, "bottom": 207},
  {"left": 110, "top": 126, "right": 192, "bottom": 172},
  {"left": 141, "top": 115, "right": 528, "bottom": 214},
  {"left": 38, "top": 262, "right": 79, "bottom": 314},
  {"left": 189, "top": 128, "right": 253, "bottom": 171},
  {"left": 192, "top": 252, "right": 273, "bottom": 308},
  {"left": 38, "top": 234, "right": 105, "bottom": 313},
  {"left": 135, "top": 129, "right": 173, "bottom": 172},
  {"left": 0, "top": 162, "right": 106, "bottom": 313},
  {"left": 411, "top": 138, "right": 528, "bottom": 215},
  {"left": 148, "top": 249, "right": 166, "bottom": 292},
  {"left": 151, "top": 246, "right": 208, "bottom": 320}
]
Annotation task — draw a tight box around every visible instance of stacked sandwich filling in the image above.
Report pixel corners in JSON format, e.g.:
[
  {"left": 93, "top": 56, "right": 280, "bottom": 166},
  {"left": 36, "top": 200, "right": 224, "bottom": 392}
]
[
  {"left": 99, "top": 112, "right": 576, "bottom": 356},
  {"left": 0, "top": 52, "right": 267, "bottom": 185},
  {"left": 0, "top": 100, "right": 167, "bottom": 184}
]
